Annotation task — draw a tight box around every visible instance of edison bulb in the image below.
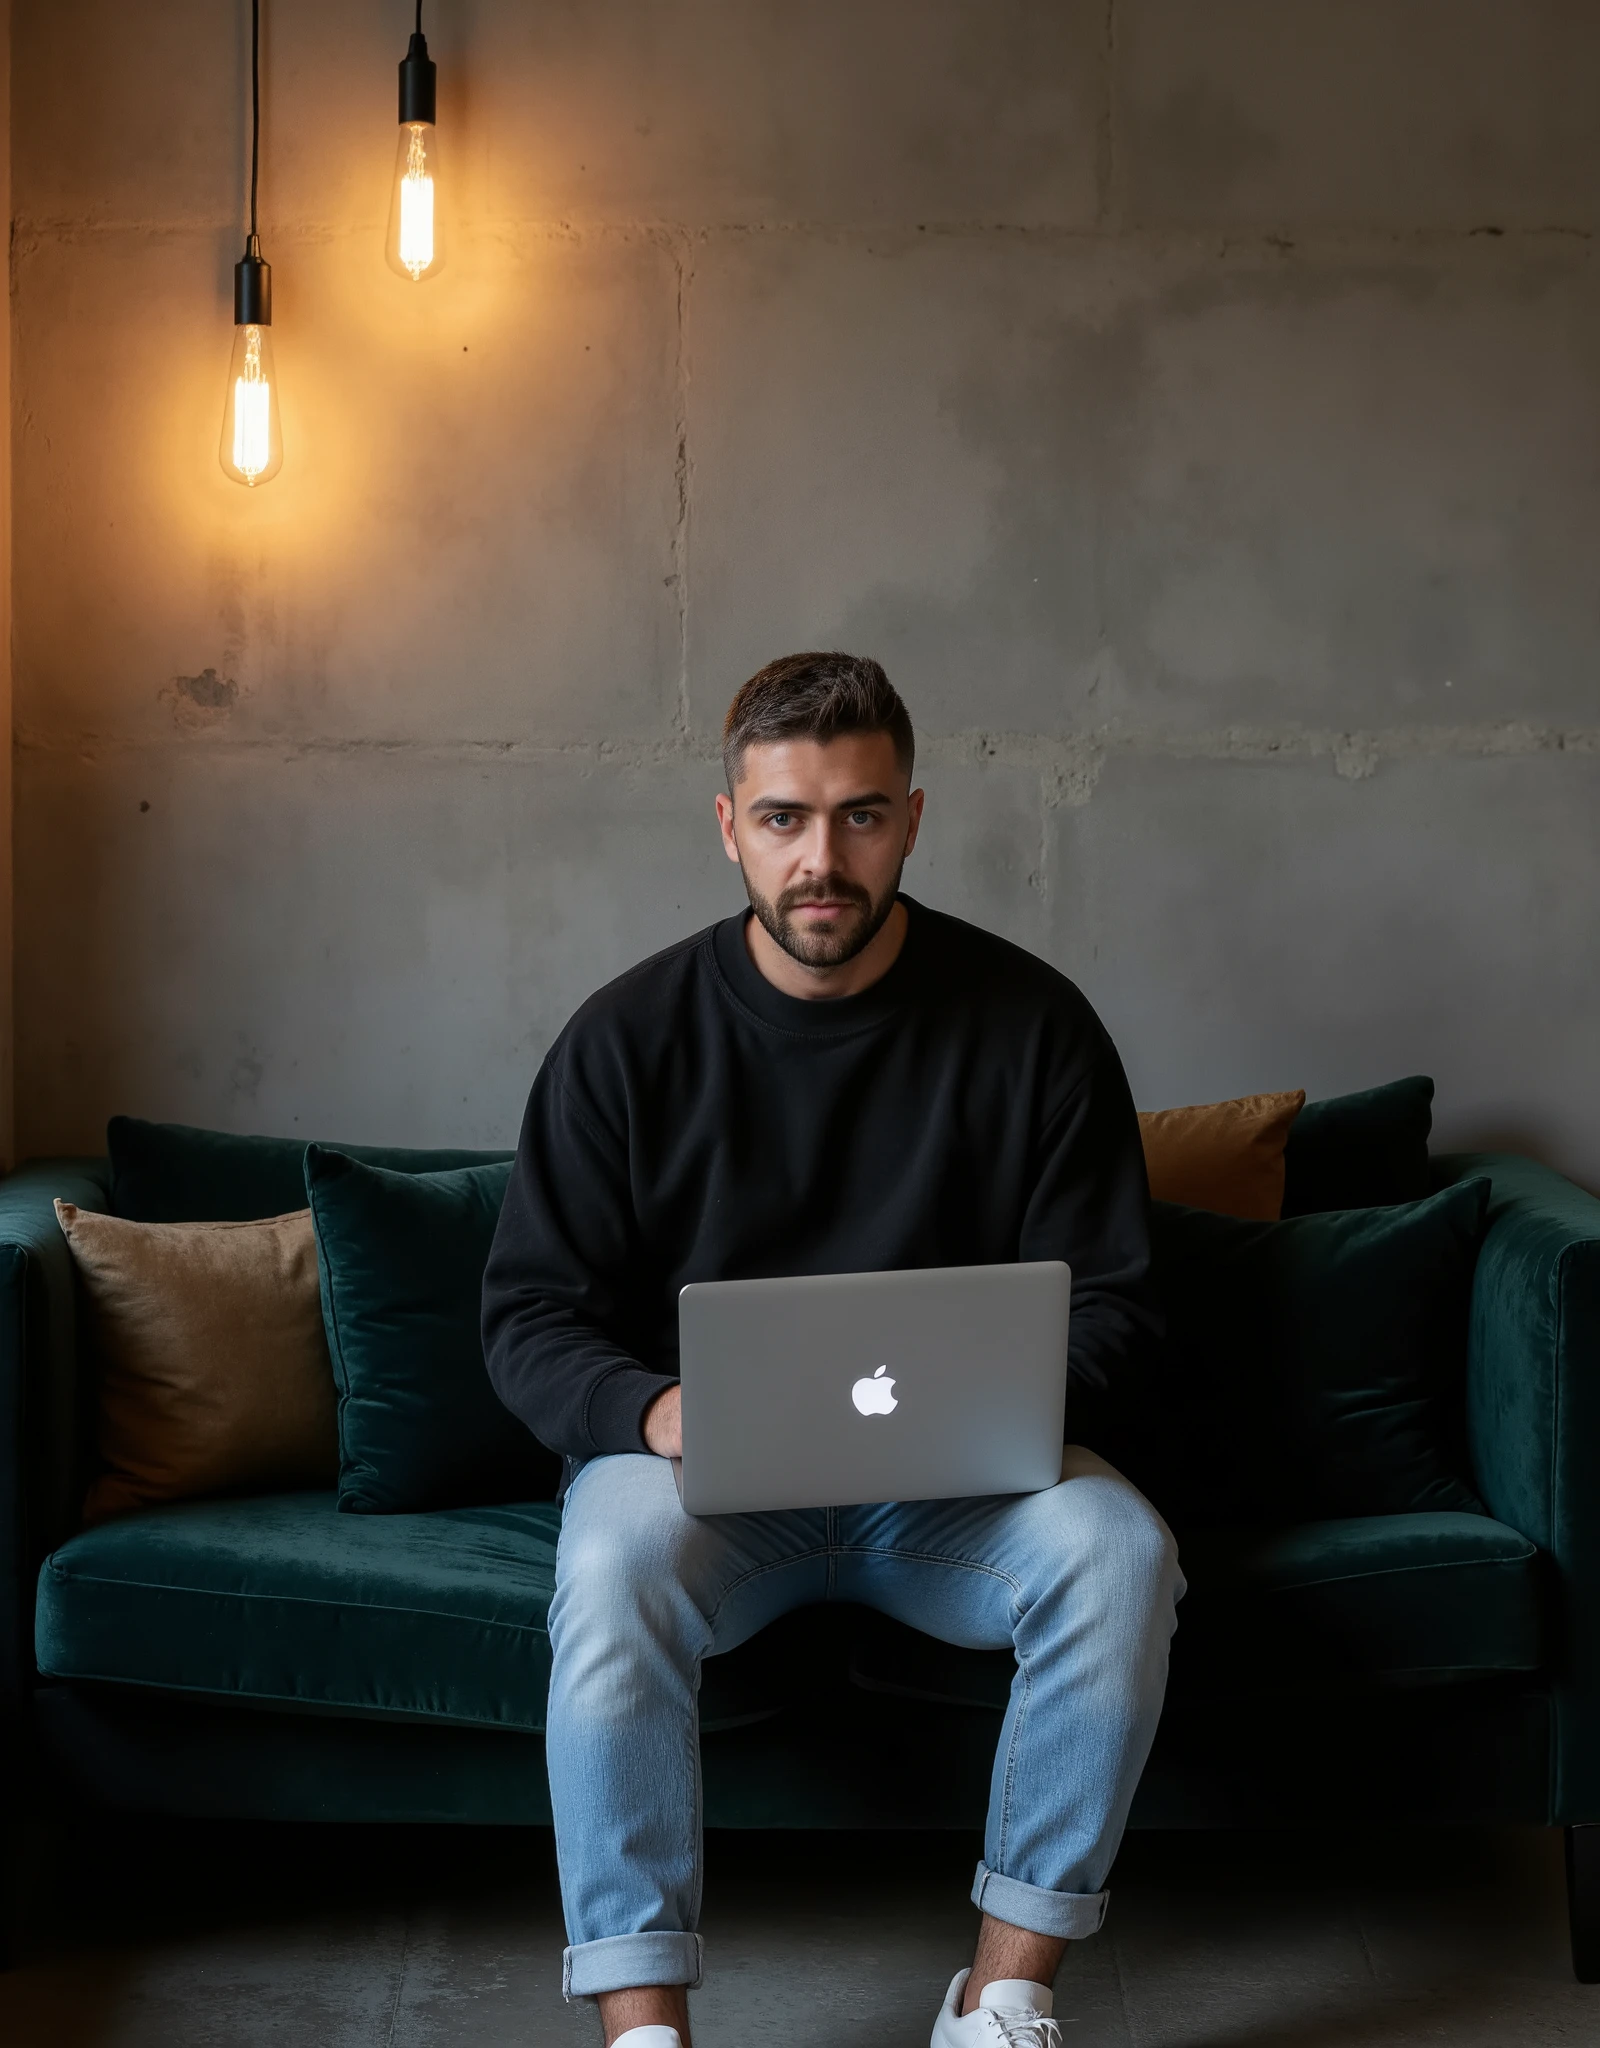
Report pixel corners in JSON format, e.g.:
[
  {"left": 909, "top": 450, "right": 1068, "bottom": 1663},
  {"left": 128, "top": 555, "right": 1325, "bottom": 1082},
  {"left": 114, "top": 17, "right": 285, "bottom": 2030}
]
[
  {"left": 387, "top": 121, "right": 445, "bottom": 281},
  {"left": 219, "top": 322, "right": 283, "bottom": 487}
]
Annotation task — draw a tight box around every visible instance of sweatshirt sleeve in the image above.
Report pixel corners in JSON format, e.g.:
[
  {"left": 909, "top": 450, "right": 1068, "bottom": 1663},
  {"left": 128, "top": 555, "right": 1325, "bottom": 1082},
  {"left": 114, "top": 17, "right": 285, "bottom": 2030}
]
[
  {"left": 1020, "top": 1019, "right": 1161, "bottom": 1405},
  {"left": 481, "top": 1057, "right": 677, "bottom": 1461}
]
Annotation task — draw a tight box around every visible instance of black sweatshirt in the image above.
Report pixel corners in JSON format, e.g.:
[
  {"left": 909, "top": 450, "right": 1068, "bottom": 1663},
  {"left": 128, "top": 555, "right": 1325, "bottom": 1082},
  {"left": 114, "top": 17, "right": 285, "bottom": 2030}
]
[{"left": 482, "top": 898, "right": 1158, "bottom": 1470}]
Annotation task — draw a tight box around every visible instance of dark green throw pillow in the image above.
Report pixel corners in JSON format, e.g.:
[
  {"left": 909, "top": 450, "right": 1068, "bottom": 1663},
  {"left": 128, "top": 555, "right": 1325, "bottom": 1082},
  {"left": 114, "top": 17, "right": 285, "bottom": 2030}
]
[
  {"left": 110, "top": 1116, "right": 511, "bottom": 1224},
  {"left": 304, "top": 1147, "right": 559, "bottom": 1513},
  {"left": 1280, "top": 1076, "right": 1434, "bottom": 1216},
  {"left": 1139, "top": 1176, "right": 1490, "bottom": 1528}
]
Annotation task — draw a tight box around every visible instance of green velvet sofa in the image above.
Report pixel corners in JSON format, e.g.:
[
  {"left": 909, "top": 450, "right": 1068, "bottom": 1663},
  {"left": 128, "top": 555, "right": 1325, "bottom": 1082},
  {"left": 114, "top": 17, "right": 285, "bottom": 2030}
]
[{"left": 2, "top": 1137, "right": 1599, "bottom": 1978}]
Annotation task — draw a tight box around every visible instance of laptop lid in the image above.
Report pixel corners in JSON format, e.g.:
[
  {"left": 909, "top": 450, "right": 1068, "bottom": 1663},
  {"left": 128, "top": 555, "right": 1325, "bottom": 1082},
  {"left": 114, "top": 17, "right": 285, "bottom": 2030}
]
[{"left": 676, "top": 1260, "right": 1070, "bottom": 1516}]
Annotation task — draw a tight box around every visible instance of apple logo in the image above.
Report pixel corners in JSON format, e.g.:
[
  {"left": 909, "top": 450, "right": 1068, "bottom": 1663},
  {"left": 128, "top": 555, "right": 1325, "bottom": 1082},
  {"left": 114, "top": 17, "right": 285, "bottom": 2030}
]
[{"left": 851, "top": 1365, "right": 899, "bottom": 1417}]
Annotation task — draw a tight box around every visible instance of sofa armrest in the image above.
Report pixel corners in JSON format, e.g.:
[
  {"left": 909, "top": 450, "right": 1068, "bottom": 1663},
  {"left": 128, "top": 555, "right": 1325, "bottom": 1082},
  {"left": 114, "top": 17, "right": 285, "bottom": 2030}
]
[
  {"left": 1437, "top": 1151, "right": 1600, "bottom": 1822},
  {"left": 0, "top": 1160, "right": 110, "bottom": 1732}
]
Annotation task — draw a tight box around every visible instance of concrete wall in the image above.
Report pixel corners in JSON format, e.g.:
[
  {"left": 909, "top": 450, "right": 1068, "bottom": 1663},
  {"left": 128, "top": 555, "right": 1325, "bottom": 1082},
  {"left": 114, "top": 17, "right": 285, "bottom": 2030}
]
[
  {"left": 11, "top": 1, "right": 1600, "bottom": 1177},
  {"left": 0, "top": 0, "right": 11, "bottom": 1169}
]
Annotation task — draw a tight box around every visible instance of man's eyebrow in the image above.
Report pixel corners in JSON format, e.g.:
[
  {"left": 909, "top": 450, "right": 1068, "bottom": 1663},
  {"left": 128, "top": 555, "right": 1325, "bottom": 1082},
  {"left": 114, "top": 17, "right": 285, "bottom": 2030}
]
[{"left": 745, "top": 789, "right": 894, "bottom": 813}]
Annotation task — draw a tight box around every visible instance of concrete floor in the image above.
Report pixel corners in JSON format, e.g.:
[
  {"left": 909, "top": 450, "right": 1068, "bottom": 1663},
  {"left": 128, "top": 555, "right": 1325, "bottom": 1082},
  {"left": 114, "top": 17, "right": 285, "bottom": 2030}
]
[{"left": 0, "top": 1819, "right": 1594, "bottom": 2046}]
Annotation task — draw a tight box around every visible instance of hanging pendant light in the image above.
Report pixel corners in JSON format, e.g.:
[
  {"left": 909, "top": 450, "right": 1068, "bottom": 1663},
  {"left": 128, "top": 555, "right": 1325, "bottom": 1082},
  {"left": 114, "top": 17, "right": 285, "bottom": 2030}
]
[
  {"left": 219, "top": 0, "right": 284, "bottom": 485},
  {"left": 387, "top": 2, "right": 445, "bottom": 281}
]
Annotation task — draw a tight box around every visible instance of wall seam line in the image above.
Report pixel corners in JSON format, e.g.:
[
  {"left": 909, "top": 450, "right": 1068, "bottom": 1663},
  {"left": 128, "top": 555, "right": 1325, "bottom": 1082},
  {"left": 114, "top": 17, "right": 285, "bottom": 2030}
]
[
  {"left": 16, "top": 725, "right": 1600, "bottom": 771},
  {"left": 1096, "top": 0, "right": 1120, "bottom": 233},
  {"left": 11, "top": 217, "right": 1598, "bottom": 249},
  {"left": 670, "top": 227, "right": 692, "bottom": 739}
]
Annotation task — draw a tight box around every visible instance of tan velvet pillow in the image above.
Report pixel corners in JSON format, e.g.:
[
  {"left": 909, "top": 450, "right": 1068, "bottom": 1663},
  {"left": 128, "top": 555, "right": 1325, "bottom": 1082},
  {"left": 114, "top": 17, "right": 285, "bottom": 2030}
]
[
  {"left": 1138, "top": 1090, "right": 1308, "bottom": 1222},
  {"left": 55, "top": 1203, "right": 339, "bottom": 1526}
]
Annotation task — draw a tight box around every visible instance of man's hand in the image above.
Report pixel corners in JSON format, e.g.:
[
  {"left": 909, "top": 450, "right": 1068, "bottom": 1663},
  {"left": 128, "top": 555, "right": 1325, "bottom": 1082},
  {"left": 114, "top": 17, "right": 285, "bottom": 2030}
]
[{"left": 642, "top": 1383, "right": 683, "bottom": 1459}]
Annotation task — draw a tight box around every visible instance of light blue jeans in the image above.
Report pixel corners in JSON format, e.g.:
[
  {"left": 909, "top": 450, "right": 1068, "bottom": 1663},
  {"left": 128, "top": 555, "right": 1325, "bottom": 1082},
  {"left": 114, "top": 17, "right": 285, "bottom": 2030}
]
[{"left": 547, "top": 1445, "right": 1185, "bottom": 1998}]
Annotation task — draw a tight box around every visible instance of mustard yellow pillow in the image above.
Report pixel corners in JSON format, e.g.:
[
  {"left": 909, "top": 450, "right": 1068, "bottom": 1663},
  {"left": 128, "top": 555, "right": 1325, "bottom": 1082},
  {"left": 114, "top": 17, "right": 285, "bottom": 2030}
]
[
  {"left": 55, "top": 1203, "right": 338, "bottom": 1526},
  {"left": 1139, "top": 1090, "right": 1307, "bottom": 1222}
]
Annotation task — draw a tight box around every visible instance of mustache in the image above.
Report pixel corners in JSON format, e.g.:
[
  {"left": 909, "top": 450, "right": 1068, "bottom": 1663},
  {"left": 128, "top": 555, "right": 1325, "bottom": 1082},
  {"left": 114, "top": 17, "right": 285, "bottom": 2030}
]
[{"left": 775, "top": 877, "right": 873, "bottom": 916}]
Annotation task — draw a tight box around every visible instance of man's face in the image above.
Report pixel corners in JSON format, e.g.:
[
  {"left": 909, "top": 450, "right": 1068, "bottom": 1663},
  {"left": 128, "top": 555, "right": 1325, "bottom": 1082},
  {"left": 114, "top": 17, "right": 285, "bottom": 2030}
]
[{"left": 715, "top": 731, "right": 924, "bottom": 970}]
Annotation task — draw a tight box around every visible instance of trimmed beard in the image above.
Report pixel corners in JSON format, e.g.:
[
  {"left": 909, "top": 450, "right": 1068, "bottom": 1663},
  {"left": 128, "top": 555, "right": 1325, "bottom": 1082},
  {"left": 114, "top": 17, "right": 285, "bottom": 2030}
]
[{"left": 744, "top": 864, "right": 903, "bottom": 969}]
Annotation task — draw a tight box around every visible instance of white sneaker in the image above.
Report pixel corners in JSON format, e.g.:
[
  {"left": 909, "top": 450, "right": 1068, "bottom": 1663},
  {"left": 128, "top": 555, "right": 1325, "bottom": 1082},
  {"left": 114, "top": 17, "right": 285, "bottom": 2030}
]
[
  {"left": 609, "top": 2030, "right": 683, "bottom": 2048},
  {"left": 930, "top": 1968, "right": 1061, "bottom": 2046}
]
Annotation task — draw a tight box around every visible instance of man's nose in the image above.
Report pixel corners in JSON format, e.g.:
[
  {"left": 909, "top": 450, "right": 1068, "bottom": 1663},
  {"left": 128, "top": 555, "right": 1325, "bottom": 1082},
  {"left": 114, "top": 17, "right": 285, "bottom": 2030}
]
[{"left": 799, "top": 818, "right": 841, "bottom": 872}]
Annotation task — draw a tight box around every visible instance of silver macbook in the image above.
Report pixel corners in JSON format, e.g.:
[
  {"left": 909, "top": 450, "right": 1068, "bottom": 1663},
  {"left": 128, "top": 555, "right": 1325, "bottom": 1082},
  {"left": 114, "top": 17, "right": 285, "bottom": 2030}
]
[{"left": 675, "top": 1261, "right": 1071, "bottom": 1516}]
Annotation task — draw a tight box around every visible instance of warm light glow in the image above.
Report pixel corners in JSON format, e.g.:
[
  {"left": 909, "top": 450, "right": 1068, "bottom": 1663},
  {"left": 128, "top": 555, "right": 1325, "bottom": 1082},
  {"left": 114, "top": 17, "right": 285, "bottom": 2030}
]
[
  {"left": 388, "top": 121, "right": 444, "bottom": 281},
  {"left": 219, "top": 320, "right": 283, "bottom": 486},
  {"left": 232, "top": 328, "right": 272, "bottom": 481},
  {"left": 399, "top": 127, "right": 435, "bottom": 278}
]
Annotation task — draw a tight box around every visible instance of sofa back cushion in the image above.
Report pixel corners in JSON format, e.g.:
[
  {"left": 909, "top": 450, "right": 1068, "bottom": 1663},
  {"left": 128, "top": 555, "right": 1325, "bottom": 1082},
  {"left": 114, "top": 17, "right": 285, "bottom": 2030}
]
[
  {"left": 109, "top": 1116, "right": 512, "bottom": 1224},
  {"left": 305, "top": 1147, "right": 560, "bottom": 1512},
  {"left": 1281, "top": 1076, "right": 1434, "bottom": 1216},
  {"left": 1137, "top": 1175, "right": 1490, "bottom": 1527},
  {"left": 1139, "top": 1090, "right": 1307, "bottom": 1221}
]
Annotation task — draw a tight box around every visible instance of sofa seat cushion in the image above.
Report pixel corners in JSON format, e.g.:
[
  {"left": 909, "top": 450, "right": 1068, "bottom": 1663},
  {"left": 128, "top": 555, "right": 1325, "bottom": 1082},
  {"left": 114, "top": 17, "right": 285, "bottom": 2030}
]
[
  {"left": 848, "top": 1511, "right": 1543, "bottom": 1709},
  {"left": 35, "top": 1491, "right": 781, "bottom": 1734}
]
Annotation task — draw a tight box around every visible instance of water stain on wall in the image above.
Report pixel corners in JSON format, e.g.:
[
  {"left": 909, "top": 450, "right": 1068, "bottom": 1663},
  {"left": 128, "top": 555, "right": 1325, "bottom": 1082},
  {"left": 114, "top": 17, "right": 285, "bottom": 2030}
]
[
  {"left": 174, "top": 668, "right": 238, "bottom": 711},
  {"left": 161, "top": 667, "right": 240, "bottom": 732}
]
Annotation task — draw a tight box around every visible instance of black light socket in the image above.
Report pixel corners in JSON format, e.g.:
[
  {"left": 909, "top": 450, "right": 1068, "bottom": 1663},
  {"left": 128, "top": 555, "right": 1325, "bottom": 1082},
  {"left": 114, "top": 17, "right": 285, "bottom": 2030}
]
[
  {"left": 233, "top": 234, "right": 272, "bottom": 325},
  {"left": 398, "top": 30, "right": 437, "bottom": 125}
]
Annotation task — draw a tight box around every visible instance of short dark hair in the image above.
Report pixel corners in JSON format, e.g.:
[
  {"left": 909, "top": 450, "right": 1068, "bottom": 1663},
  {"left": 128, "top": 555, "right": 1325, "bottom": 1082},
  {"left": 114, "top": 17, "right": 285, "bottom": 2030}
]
[{"left": 722, "top": 652, "right": 914, "bottom": 790}]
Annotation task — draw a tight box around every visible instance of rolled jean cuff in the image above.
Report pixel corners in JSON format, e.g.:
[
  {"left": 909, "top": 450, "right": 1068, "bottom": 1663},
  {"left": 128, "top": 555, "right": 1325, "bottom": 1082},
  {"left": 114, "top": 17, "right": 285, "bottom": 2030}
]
[
  {"left": 562, "top": 1931, "right": 704, "bottom": 1998},
  {"left": 971, "top": 1863, "right": 1109, "bottom": 1940}
]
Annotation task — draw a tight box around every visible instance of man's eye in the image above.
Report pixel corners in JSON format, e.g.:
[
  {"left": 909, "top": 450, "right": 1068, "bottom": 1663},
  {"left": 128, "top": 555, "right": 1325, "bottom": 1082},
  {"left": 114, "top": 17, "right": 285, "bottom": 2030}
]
[
  {"left": 767, "top": 812, "right": 792, "bottom": 828},
  {"left": 849, "top": 811, "right": 877, "bottom": 826}
]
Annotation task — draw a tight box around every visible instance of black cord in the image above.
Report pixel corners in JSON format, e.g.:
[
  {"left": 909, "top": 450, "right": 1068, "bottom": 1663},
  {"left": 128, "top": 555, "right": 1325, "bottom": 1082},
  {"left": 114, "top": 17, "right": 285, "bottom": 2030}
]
[
  {"left": 249, "top": 0, "right": 260, "bottom": 240},
  {"left": 415, "top": 0, "right": 423, "bottom": 35}
]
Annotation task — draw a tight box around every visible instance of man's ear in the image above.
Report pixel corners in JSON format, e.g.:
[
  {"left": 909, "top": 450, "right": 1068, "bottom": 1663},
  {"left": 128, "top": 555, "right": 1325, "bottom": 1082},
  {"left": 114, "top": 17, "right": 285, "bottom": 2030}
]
[
  {"left": 714, "top": 790, "right": 742, "bottom": 865},
  {"left": 903, "top": 786, "right": 926, "bottom": 859}
]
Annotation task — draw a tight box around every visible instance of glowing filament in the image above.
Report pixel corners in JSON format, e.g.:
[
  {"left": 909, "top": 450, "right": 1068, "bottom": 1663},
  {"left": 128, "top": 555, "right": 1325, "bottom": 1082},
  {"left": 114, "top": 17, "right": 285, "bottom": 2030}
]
[
  {"left": 399, "top": 127, "right": 435, "bottom": 279},
  {"left": 232, "top": 325, "right": 272, "bottom": 484}
]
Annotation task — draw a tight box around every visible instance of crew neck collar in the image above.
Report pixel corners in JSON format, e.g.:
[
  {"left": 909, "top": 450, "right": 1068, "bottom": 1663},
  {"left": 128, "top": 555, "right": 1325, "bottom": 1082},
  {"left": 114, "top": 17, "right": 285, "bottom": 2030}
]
[{"left": 711, "top": 894, "right": 923, "bottom": 1036}]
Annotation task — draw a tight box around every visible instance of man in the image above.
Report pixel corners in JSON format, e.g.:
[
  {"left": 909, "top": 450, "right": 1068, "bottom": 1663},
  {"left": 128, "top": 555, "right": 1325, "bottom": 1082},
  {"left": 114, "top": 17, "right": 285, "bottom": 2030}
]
[{"left": 483, "top": 653, "right": 1183, "bottom": 2048}]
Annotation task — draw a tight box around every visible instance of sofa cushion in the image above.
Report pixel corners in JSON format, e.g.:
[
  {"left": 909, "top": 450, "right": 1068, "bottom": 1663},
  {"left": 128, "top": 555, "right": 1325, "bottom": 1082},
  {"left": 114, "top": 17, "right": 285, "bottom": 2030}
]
[
  {"left": 848, "top": 1510, "right": 1543, "bottom": 1709},
  {"left": 54, "top": 1203, "right": 337, "bottom": 1526},
  {"left": 304, "top": 1148, "right": 559, "bottom": 1512},
  {"left": 1169, "top": 1513, "right": 1543, "bottom": 1696},
  {"left": 108, "top": 1116, "right": 512, "bottom": 1224},
  {"left": 1281, "top": 1076, "right": 1434, "bottom": 1216},
  {"left": 1145, "top": 1178, "right": 1489, "bottom": 1525},
  {"left": 35, "top": 1491, "right": 782, "bottom": 1733},
  {"left": 1139, "top": 1090, "right": 1306, "bottom": 1221}
]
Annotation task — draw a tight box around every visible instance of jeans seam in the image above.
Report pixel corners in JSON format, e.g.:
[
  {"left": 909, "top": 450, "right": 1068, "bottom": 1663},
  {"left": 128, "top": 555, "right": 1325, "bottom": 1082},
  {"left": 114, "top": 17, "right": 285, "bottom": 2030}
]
[
  {"left": 705, "top": 1540, "right": 1028, "bottom": 1631},
  {"left": 688, "top": 1642, "right": 704, "bottom": 1933},
  {"left": 836, "top": 1541, "right": 1027, "bottom": 1601},
  {"left": 702, "top": 1547, "right": 832, "bottom": 1634},
  {"left": 996, "top": 1633, "right": 1031, "bottom": 1874}
]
